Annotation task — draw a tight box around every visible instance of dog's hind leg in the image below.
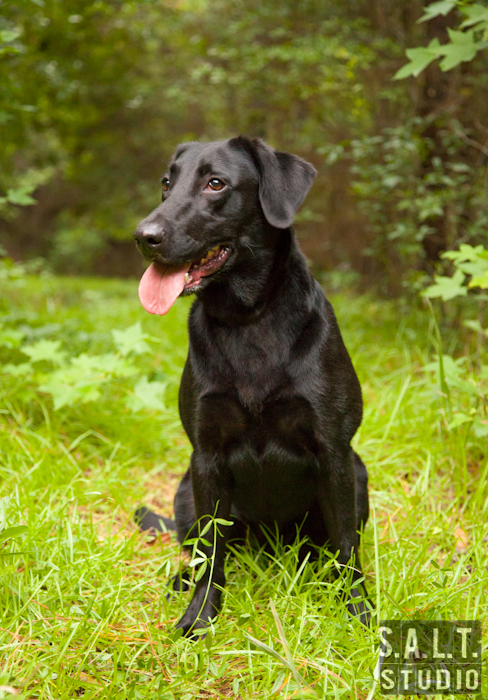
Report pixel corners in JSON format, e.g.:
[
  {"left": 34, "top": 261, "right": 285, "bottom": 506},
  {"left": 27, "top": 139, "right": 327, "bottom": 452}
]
[
  {"left": 353, "top": 451, "right": 369, "bottom": 533},
  {"left": 134, "top": 506, "right": 191, "bottom": 593},
  {"left": 316, "top": 446, "right": 372, "bottom": 625},
  {"left": 173, "top": 467, "right": 199, "bottom": 546},
  {"left": 163, "top": 468, "right": 198, "bottom": 596},
  {"left": 134, "top": 509, "right": 193, "bottom": 597}
]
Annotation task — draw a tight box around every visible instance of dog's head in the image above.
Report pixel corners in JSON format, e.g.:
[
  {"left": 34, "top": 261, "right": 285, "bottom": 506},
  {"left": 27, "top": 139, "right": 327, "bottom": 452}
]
[{"left": 134, "top": 137, "right": 316, "bottom": 315}]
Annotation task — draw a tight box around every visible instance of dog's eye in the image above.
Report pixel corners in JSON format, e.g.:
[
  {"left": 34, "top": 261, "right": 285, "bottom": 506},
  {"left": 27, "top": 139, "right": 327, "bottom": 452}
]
[
  {"left": 161, "top": 177, "right": 170, "bottom": 192},
  {"left": 207, "top": 178, "right": 225, "bottom": 191}
]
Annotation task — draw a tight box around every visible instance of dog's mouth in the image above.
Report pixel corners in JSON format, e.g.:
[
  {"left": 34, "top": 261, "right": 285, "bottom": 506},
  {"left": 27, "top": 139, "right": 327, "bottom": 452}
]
[
  {"left": 138, "top": 245, "right": 230, "bottom": 316},
  {"left": 184, "top": 245, "right": 230, "bottom": 290}
]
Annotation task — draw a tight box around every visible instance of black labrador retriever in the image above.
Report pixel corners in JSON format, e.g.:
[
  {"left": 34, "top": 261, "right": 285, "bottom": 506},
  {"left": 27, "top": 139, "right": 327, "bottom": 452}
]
[{"left": 133, "top": 136, "right": 371, "bottom": 636}]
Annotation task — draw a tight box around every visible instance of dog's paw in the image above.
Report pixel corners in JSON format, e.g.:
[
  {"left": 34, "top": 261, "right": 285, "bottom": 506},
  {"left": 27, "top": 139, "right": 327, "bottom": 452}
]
[
  {"left": 175, "top": 602, "right": 215, "bottom": 639},
  {"left": 134, "top": 506, "right": 176, "bottom": 533},
  {"left": 175, "top": 586, "right": 222, "bottom": 638},
  {"left": 175, "top": 614, "right": 210, "bottom": 640}
]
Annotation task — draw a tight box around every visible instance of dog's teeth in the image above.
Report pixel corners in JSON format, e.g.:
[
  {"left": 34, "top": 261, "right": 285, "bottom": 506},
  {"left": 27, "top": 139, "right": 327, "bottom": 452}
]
[
  {"left": 185, "top": 273, "right": 190, "bottom": 283},
  {"left": 196, "top": 246, "right": 220, "bottom": 268}
]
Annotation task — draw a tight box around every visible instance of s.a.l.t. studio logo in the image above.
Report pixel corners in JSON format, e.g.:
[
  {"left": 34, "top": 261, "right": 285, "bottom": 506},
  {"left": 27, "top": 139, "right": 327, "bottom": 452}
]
[{"left": 378, "top": 621, "right": 481, "bottom": 695}]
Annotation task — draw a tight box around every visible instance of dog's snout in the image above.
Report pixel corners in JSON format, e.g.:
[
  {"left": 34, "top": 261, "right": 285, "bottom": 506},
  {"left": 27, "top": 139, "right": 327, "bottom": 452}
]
[{"left": 134, "top": 222, "right": 164, "bottom": 249}]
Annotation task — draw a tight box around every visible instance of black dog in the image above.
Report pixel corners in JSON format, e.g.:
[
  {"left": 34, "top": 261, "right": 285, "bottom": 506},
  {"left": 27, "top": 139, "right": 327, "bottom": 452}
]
[{"left": 133, "top": 137, "right": 371, "bottom": 636}]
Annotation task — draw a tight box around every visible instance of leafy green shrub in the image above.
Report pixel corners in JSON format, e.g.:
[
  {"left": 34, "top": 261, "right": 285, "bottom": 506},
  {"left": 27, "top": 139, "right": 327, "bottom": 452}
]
[
  {"left": 325, "top": 118, "right": 488, "bottom": 293},
  {"left": 1, "top": 320, "right": 166, "bottom": 413},
  {"left": 422, "top": 244, "right": 488, "bottom": 454},
  {"left": 0, "top": 258, "right": 170, "bottom": 417}
]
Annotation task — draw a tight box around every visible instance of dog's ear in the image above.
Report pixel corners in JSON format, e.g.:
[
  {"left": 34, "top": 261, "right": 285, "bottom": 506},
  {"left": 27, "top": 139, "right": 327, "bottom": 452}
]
[
  {"left": 230, "top": 137, "right": 317, "bottom": 229},
  {"left": 253, "top": 139, "right": 317, "bottom": 228}
]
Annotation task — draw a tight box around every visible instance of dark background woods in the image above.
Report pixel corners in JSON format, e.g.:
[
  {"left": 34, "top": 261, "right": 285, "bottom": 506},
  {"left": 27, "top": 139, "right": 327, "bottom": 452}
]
[{"left": 1, "top": 0, "right": 488, "bottom": 294}]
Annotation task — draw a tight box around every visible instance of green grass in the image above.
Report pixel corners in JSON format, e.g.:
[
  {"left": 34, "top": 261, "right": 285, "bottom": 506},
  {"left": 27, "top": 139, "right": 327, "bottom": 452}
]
[{"left": 0, "top": 272, "right": 487, "bottom": 699}]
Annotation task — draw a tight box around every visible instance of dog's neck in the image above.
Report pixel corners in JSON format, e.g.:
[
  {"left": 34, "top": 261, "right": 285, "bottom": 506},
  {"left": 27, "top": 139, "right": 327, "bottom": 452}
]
[{"left": 196, "top": 225, "right": 313, "bottom": 325}]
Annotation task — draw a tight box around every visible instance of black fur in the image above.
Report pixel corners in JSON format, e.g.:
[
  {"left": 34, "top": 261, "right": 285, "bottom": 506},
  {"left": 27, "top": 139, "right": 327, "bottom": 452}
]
[{"left": 134, "top": 137, "right": 371, "bottom": 636}]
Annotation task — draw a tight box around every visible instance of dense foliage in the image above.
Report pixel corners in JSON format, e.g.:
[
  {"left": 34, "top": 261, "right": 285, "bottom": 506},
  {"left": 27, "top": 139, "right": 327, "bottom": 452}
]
[{"left": 2, "top": 0, "right": 487, "bottom": 288}]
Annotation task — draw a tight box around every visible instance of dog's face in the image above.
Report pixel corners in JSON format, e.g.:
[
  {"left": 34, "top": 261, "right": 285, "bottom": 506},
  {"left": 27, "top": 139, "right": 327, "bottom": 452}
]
[{"left": 134, "top": 137, "right": 316, "bottom": 315}]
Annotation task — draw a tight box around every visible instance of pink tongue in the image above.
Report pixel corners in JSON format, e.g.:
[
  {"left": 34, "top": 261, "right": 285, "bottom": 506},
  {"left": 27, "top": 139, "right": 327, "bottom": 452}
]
[{"left": 138, "top": 262, "right": 189, "bottom": 315}]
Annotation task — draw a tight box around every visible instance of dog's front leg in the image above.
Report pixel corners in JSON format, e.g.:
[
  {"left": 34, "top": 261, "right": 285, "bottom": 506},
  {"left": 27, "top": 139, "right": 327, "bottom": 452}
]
[
  {"left": 176, "top": 451, "right": 232, "bottom": 637},
  {"left": 317, "top": 448, "right": 372, "bottom": 625}
]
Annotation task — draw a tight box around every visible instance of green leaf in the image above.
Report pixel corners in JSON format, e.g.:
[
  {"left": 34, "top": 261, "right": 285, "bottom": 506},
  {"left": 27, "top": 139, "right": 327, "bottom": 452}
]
[
  {"left": 464, "top": 320, "right": 488, "bottom": 337},
  {"left": 237, "top": 613, "right": 252, "bottom": 626},
  {"left": 394, "top": 40, "right": 440, "bottom": 79},
  {"left": 461, "top": 5, "right": 488, "bottom": 29},
  {"left": 418, "top": 0, "right": 457, "bottom": 24},
  {"left": 395, "top": 26, "right": 484, "bottom": 80},
  {"left": 473, "top": 419, "right": 488, "bottom": 437},
  {"left": 0, "top": 525, "right": 28, "bottom": 542},
  {"left": 125, "top": 375, "right": 166, "bottom": 412},
  {"left": 423, "top": 269, "right": 467, "bottom": 301},
  {"left": 189, "top": 556, "right": 207, "bottom": 567},
  {"left": 2, "top": 362, "right": 33, "bottom": 377},
  {"left": 382, "top": 175, "right": 402, "bottom": 188},
  {"left": 448, "top": 412, "right": 473, "bottom": 430},
  {"left": 323, "top": 143, "right": 345, "bottom": 165},
  {"left": 37, "top": 358, "right": 111, "bottom": 409},
  {"left": 0, "top": 29, "right": 21, "bottom": 43},
  {"left": 194, "top": 561, "right": 208, "bottom": 581},
  {"left": 112, "top": 322, "right": 151, "bottom": 356},
  {"left": 68, "top": 353, "right": 111, "bottom": 374},
  {"left": 0, "top": 325, "right": 25, "bottom": 348},
  {"left": 393, "top": 52, "right": 432, "bottom": 80},
  {"left": 443, "top": 244, "right": 488, "bottom": 284},
  {"left": 424, "top": 354, "right": 470, "bottom": 391},
  {"left": 38, "top": 375, "right": 102, "bottom": 410},
  {"left": 442, "top": 245, "right": 488, "bottom": 284},
  {"left": 69, "top": 352, "right": 136, "bottom": 376},
  {"left": 106, "top": 356, "right": 139, "bottom": 377},
  {"left": 6, "top": 187, "right": 36, "bottom": 206},
  {"left": 200, "top": 520, "right": 212, "bottom": 537},
  {"left": 22, "top": 339, "right": 66, "bottom": 364},
  {"left": 418, "top": 194, "right": 444, "bottom": 221},
  {"left": 443, "top": 244, "right": 487, "bottom": 263},
  {"left": 468, "top": 270, "right": 488, "bottom": 289},
  {"left": 438, "top": 29, "right": 481, "bottom": 71}
]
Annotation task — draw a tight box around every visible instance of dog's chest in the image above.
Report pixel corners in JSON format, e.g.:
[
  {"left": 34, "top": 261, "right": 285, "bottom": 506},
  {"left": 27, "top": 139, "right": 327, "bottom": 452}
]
[
  {"left": 230, "top": 396, "right": 320, "bottom": 523},
  {"left": 211, "top": 324, "right": 291, "bottom": 408},
  {"left": 196, "top": 386, "right": 321, "bottom": 520}
]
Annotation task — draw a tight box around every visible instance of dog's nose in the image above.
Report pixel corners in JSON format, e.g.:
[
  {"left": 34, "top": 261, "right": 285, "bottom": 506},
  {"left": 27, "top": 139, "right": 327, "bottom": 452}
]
[{"left": 134, "top": 222, "right": 164, "bottom": 248}]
